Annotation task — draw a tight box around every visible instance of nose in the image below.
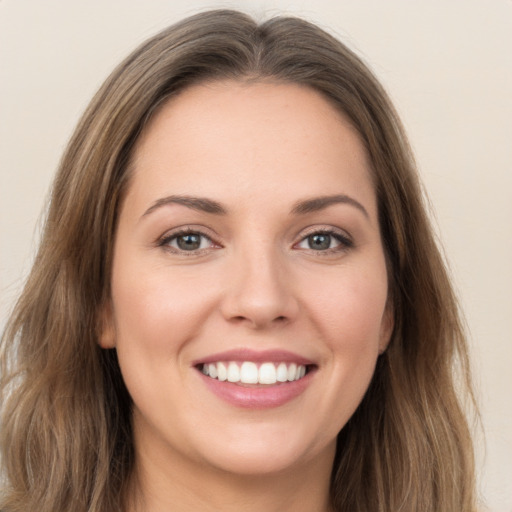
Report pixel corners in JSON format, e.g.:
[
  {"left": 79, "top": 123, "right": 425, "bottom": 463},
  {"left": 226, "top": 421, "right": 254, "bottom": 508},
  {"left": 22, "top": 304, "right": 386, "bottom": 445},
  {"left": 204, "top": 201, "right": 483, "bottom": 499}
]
[{"left": 220, "top": 245, "right": 299, "bottom": 329}]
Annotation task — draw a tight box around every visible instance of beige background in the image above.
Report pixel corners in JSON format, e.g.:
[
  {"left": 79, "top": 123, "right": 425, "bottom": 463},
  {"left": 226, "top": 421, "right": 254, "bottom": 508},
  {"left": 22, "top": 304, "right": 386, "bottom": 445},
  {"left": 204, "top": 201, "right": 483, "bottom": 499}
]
[{"left": 1, "top": 1, "right": 511, "bottom": 510}]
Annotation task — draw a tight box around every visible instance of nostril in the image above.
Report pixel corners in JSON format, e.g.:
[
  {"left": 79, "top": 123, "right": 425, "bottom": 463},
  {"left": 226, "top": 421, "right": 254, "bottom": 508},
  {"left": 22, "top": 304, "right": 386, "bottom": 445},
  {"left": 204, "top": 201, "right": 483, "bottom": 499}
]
[{"left": 228, "top": 314, "right": 288, "bottom": 326}]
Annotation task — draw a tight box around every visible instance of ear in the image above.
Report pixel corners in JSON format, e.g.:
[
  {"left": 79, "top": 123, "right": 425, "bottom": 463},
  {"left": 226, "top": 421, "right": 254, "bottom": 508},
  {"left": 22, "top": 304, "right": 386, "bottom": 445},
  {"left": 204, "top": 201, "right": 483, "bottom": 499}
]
[
  {"left": 97, "top": 300, "right": 116, "bottom": 349},
  {"left": 378, "top": 300, "right": 394, "bottom": 354}
]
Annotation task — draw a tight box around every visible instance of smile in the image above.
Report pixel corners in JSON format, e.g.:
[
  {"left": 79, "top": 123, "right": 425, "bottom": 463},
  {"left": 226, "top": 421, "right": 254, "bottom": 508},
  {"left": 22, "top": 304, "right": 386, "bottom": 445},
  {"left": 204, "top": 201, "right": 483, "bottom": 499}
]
[
  {"left": 194, "top": 349, "right": 316, "bottom": 408},
  {"left": 200, "top": 361, "right": 307, "bottom": 385}
]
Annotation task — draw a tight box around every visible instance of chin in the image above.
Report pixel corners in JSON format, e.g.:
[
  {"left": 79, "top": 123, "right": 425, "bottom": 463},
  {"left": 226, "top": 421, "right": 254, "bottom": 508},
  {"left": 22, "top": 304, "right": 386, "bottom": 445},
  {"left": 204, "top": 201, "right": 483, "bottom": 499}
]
[{"left": 192, "top": 425, "right": 336, "bottom": 477}]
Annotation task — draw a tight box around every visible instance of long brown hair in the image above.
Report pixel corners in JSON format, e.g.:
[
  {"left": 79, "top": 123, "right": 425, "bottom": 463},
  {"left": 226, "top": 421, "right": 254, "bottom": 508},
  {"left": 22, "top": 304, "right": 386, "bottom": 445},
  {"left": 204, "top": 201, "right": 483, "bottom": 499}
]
[{"left": 0, "top": 9, "right": 477, "bottom": 511}]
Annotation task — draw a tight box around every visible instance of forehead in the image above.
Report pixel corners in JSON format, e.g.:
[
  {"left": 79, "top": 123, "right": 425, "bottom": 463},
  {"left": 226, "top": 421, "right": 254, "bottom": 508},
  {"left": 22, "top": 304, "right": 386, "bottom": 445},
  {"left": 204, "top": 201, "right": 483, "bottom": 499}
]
[{"left": 126, "top": 80, "right": 376, "bottom": 219}]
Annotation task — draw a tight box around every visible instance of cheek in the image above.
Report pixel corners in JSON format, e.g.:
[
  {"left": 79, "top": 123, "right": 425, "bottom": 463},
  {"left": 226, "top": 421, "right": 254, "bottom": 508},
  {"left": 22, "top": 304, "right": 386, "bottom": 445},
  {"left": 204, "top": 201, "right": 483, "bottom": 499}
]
[
  {"left": 309, "top": 265, "right": 388, "bottom": 346},
  {"left": 307, "top": 270, "right": 387, "bottom": 428},
  {"left": 109, "top": 266, "right": 217, "bottom": 420},
  {"left": 303, "top": 260, "right": 388, "bottom": 406},
  {"left": 110, "top": 263, "right": 215, "bottom": 357}
]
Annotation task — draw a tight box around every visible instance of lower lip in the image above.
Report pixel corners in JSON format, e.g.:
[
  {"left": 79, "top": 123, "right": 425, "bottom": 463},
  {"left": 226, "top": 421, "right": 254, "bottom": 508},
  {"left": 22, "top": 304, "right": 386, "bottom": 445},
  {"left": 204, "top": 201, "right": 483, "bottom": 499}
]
[{"left": 198, "top": 370, "right": 314, "bottom": 409}]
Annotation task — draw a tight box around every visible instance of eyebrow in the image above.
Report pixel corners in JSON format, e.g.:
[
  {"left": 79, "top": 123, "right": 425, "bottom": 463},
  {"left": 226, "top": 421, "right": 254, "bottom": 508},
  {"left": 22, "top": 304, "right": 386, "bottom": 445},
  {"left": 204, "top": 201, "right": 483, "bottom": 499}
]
[
  {"left": 291, "top": 194, "right": 369, "bottom": 219},
  {"left": 141, "top": 193, "right": 369, "bottom": 219},
  {"left": 142, "top": 195, "right": 227, "bottom": 217}
]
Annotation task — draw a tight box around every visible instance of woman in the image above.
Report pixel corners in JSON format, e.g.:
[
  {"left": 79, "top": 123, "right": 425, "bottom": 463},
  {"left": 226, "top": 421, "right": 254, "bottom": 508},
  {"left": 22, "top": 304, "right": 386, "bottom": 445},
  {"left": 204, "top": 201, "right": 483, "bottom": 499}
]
[{"left": 0, "top": 9, "right": 477, "bottom": 512}]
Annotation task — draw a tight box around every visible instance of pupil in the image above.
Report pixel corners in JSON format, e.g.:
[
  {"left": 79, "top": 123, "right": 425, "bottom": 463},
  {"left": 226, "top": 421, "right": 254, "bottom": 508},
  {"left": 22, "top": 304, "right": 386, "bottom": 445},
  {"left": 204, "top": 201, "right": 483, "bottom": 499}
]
[
  {"left": 177, "top": 234, "right": 200, "bottom": 250},
  {"left": 309, "top": 234, "right": 330, "bottom": 250}
]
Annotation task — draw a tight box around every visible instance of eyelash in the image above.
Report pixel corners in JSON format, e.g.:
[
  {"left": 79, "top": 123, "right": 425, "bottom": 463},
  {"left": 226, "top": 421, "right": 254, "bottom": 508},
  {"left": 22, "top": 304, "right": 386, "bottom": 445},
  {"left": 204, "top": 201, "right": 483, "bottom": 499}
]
[
  {"left": 157, "top": 228, "right": 219, "bottom": 255},
  {"left": 295, "top": 228, "right": 354, "bottom": 254},
  {"left": 157, "top": 227, "right": 353, "bottom": 255}
]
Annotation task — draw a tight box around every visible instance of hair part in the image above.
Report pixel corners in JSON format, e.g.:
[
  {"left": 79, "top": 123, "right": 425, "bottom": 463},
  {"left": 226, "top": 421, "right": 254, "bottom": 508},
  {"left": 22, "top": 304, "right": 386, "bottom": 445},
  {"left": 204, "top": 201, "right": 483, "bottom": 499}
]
[{"left": 1, "top": 9, "right": 477, "bottom": 511}]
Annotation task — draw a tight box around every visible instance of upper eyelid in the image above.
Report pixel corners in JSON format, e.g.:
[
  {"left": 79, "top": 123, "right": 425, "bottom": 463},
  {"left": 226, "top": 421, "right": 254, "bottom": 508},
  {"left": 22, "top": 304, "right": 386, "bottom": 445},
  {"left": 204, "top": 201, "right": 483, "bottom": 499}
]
[
  {"left": 296, "top": 225, "right": 352, "bottom": 241},
  {"left": 158, "top": 225, "right": 219, "bottom": 242},
  {"left": 293, "top": 226, "right": 354, "bottom": 253},
  {"left": 156, "top": 230, "right": 220, "bottom": 255},
  {"left": 157, "top": 230, "right": 221, "bottom": 257},
  {"left": 165, "top": 231, "right": 213, "bottom": 243},
  {"left": 156, "top": 224, "right": 353, "bottom": 248}
]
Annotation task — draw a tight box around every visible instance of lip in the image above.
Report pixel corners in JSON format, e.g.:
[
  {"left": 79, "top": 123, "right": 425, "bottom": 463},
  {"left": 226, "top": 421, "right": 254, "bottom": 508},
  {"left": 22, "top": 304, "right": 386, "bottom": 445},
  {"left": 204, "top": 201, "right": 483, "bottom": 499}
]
[
  {"left": 193, "top": 349, "right": 316, "bottom": 409},
  {"left": 198, "top": 370, "right": 314, "bottom": 409},
  {"left": 192, "top": 348, "right": 314, "bottom": 366}
]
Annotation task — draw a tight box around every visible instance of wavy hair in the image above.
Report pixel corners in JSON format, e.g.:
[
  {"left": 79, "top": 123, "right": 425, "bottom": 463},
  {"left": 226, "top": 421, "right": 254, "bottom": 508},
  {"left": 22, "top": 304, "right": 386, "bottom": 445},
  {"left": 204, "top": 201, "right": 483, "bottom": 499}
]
[{"left": 0, "top": 9, "right": 477, "bottom": 511}]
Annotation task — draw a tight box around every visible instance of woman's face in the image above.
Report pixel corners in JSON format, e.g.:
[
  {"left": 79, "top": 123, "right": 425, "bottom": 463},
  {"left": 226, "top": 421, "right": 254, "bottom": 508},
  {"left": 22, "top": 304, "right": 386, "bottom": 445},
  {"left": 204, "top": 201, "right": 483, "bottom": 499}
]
[{"left": 101, "top": 81, "right": 393, "bottom": 478}]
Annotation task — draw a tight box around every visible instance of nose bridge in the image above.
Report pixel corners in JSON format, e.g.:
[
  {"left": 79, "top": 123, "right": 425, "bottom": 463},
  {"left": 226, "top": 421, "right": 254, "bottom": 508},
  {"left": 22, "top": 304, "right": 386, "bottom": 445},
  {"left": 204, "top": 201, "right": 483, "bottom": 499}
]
[{"left": 221, "top": 238, "right": 298, "bottom": 328}]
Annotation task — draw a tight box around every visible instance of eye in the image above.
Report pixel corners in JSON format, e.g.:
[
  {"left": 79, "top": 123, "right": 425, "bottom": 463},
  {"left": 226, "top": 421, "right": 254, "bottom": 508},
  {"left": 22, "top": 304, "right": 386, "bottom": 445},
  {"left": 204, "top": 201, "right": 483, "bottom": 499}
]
[
  {"left": 296, "top": 229, "right": 353, "bottom": 252},
  {"left": 159, "top": 229, "right": 217, "bottom": 253},
  {"left": 301, "top": 233, "right": 336, "bottom": 251}
]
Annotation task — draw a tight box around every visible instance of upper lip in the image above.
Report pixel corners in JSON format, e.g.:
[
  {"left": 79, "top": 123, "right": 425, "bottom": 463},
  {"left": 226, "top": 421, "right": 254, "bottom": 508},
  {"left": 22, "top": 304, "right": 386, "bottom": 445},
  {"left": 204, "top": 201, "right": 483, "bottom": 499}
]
[{"left": 192, "top": 348, "right": 315, "bottom": 367}]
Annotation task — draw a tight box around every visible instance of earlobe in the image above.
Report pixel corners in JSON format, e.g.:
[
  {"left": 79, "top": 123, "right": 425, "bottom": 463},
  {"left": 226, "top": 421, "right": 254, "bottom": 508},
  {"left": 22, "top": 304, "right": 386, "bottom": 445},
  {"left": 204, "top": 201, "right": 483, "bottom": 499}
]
[
  {"left": 378, "top": 302, "right": 394, "bottom": 354},
  {"left": 97, "top": 300, "right": 116, "bottom": 349}
]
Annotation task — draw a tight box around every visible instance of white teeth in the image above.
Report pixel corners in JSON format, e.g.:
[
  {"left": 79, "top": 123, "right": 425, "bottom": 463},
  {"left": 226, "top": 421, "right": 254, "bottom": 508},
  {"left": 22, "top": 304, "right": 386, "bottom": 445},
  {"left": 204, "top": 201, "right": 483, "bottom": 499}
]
[
  {"left": 259, "top": 362, "right": 277, "bottom": 384},
  {"left": 227, "top": 362, "right": 240, "bottom": 382},
  {"left": 287, "top": 363, "right": 297, "bottom": 382},
  {"left": 276, "top": 362, "right": 288, "bottom": 382},
  {"left": 240, "top": 362, "right": 258, "bottom": 384},
  {"left": 208, "top": 363, "right": 218, "bottom": 379},
  {"left": 201, "top": 361, "right": 308, "bottom": 385},
  {"left": 217, "top": 362, "right": 227, "bottom": 381}
]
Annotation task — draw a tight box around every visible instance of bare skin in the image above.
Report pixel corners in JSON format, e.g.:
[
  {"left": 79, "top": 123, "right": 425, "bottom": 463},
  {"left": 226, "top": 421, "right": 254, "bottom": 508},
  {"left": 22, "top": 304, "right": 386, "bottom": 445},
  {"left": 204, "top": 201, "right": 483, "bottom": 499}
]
[
  {"left": 101, "top": 80, "right": 392, "bottom": 511},
  {"left": 129, "top": 421, "right": 334, "bottom": 512}
]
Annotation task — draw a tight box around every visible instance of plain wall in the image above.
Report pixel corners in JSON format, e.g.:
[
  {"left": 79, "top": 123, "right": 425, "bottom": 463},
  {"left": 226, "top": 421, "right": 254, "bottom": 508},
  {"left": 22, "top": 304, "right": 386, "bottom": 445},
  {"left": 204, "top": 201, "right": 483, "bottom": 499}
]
[{"left": 1, "top": 0, "right": 511, "bottom": 510}]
